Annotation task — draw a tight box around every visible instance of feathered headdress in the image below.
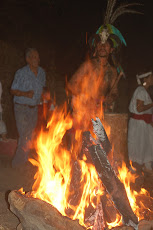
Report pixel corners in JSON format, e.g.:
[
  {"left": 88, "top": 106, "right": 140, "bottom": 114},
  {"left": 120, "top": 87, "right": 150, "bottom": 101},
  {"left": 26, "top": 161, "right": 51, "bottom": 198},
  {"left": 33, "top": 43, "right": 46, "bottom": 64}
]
[
  {"left": 90, "top": 0, "right": 143, "bottom": 75},
  {"left": 96, "top": 0, "right": 143, "bottom": 48}
]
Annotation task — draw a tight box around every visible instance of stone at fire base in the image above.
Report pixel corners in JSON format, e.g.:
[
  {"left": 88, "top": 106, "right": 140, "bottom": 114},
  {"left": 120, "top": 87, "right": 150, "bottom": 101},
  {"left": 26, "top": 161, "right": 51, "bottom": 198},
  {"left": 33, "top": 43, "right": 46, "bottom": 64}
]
[{"left": 103, "top": 113, "right": 128, "bottom": 166}]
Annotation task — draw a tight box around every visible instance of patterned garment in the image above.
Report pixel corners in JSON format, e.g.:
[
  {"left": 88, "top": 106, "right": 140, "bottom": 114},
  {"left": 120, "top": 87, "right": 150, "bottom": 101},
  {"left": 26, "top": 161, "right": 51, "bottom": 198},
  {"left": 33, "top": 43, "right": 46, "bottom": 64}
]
[{"left": 11, "top": 65, "right": 46, "bottom": 106}]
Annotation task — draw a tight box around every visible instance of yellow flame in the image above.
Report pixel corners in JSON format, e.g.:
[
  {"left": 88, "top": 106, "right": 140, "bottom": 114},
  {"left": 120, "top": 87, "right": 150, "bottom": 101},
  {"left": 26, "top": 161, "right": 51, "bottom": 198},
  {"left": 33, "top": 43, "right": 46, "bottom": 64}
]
[
  {"left": 28, "top": 104, "right": 104, "bottom": 228},
  {"left": 118, "top": 162, "right": 153, "bottom": 220}
]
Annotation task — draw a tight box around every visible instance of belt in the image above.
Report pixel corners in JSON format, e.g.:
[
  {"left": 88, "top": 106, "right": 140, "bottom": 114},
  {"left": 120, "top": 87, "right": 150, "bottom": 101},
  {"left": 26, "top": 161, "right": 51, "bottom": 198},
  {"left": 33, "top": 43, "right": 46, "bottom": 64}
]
[
  {"left": 130, "top": 113, "right": 153, "bottom": 124},
  {"left": 15, "top": 103, "right": 37, "bottom": 109}
]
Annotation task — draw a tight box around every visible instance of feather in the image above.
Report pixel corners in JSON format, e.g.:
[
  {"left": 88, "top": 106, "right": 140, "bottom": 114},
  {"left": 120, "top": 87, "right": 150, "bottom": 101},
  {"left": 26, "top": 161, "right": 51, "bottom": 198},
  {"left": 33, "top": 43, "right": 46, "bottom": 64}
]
[
  {"left": 110, "top": 3, "right": 144, "bottom": 24},
  {"left": 111, "top": 9, "right": 143, "bottom": 24},
  {"left": 107, "top": 0, "right": 117, "bottom": 23},
  {"left": 104, "top": 0, "right": 117, "bottom": 24},
  {"left": 104, "top": 1, "right": 143, "bottom": 25},
  {"left": 108, "top": 24, "right": 127, "bottom": 46},
  {"left": 96, "top": 24, "right": 127, "bottom": 47}
]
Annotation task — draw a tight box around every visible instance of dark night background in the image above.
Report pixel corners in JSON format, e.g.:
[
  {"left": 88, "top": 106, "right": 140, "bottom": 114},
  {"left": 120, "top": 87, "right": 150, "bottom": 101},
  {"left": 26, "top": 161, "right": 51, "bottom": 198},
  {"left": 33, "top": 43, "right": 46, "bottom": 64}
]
[{"left": 0, "top": 0, "right": 152, "bottom": 137}]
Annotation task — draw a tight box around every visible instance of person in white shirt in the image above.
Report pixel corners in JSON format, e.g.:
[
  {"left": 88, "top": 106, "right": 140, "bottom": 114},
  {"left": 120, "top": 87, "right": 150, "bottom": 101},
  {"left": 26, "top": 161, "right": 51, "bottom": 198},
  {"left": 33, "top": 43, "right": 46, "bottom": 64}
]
[{"left": 128, "top": 70, "right": 153, "bottom": 173}]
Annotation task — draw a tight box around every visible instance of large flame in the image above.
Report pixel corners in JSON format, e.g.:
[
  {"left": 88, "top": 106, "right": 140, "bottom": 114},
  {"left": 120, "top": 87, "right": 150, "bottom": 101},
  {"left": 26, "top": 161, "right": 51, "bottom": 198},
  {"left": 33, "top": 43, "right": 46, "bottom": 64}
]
[
  {"left": 21, "top": 59, "right": 153, "bottom": 229},
  {"left": 29, "top": 104, "right": 104, "bottom": 228},
  {"left": 28, "top": 60, "right": 108, "bottom": 228}
]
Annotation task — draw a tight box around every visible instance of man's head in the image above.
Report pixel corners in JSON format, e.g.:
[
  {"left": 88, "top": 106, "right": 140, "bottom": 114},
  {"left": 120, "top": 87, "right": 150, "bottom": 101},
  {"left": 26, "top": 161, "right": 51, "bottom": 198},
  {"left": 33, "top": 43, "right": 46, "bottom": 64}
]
[
  {"left": 95, "top": 38, "right": 114, "bottom": 59},
  {"left": 25, "top": 48, "right": 40, "bottom": 69}
]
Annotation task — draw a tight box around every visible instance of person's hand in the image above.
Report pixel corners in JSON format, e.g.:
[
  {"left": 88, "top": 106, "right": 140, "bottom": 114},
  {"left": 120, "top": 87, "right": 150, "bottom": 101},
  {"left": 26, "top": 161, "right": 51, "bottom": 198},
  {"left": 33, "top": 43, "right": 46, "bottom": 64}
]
[
  {"left": 26, "top": 90, "right": 34, "bottom": 98},
  {"left": 42, "top": 91, "right": 50, "bottom": 101}
]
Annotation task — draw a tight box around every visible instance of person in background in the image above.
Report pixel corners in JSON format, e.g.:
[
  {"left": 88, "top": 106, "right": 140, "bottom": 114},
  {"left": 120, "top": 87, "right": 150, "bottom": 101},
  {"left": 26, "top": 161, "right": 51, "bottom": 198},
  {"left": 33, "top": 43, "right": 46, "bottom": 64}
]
[
  {"left": 128, "top": 70, "right": 153, "bottom": 174},
  {"left": 0, "top": 81, "right": 7, "bottom": 141},
  {"left": 10, "top": 48, "right": 46, "bottom": 168}
]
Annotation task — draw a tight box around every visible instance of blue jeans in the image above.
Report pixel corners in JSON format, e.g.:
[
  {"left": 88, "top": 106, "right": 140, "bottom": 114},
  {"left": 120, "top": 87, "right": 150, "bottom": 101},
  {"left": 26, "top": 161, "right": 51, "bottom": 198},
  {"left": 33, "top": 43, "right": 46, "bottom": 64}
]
[{"left": 12, "top": 104, "right": 38, "bottom": 168}]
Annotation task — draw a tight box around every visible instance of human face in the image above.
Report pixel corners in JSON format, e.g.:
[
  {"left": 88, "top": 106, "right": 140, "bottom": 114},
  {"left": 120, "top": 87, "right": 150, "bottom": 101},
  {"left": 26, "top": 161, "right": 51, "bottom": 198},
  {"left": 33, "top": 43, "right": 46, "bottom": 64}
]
[
  {"left": 146, "top": 73, "right": 153, "bottom": 87},
  {"left": 96, "top": 41, "right": 113, "bottom": 58},
  {"left": 26, "top": 50, "right": 40, "bottom": 69}
]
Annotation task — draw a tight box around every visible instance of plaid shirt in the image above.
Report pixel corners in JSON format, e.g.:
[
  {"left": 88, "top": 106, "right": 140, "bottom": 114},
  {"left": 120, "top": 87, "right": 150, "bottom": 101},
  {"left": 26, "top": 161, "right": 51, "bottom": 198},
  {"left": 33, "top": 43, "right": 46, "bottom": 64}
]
[{"left": 11, "top": 65, "right": 46, "bottom": 106}]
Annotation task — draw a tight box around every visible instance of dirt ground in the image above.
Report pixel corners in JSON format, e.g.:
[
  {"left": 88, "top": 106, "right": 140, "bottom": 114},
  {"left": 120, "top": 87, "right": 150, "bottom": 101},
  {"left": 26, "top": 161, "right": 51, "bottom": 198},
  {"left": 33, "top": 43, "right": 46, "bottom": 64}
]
[
  {"left": 0, "top": 148, "right": 153, "bottom": 230},
  {"left": 0, "top": 155, "right": 36, "bottom": 230}
]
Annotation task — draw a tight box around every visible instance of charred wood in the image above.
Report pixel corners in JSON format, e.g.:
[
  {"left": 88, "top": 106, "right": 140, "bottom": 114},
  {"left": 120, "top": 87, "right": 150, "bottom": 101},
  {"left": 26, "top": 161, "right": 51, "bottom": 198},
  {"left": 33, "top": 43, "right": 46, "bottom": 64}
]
[
  {"left": 92, "top": 117, "right": 112, "bottom": 154},
  {"left": 135, "top": 194, "right": 153, "bottom": 221},
  {"left": 101, "top": 192, "right": 119, "bottom": 225},
  {"left": 88, "top": 144, "right": 138, "bottom": 227}
]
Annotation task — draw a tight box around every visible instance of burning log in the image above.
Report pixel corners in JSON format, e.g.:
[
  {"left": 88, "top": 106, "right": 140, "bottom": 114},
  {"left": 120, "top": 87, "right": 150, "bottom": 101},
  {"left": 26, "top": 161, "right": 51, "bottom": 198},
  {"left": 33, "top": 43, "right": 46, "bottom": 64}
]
[
  {"left": 135, "top": 194, "right": 153, "bottom": 221},
  {"left": 87, "top": 144, "right": 138, "bottom": 228},
  {"left": 100, "top": 192, "right": 120, "bottom": 224},
  {"left": 92, "top": 117, "right": 112, "bottom": 154},
  {"left": 82, "top": 118, "right": 138, "bottom": 229},
  {"left": 65, "top": 159, "right": 105, "bottom": 229},
  {"left": 8, "top": 190, "right": 85, "bottom": 230}
]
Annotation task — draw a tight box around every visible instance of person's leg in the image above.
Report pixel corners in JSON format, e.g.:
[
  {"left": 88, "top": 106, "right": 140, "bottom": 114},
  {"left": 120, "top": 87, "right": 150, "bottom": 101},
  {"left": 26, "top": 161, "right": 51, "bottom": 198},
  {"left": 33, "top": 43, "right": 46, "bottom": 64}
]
[{"left": 12, "top": 104, "right": 38, "bottom": 168}]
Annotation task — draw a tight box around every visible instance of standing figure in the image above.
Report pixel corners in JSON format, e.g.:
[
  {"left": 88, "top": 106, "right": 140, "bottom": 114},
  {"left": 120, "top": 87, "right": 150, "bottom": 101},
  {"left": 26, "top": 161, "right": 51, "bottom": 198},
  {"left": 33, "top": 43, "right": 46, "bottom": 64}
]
[
  {"left": 0, "top": 81, "right": 7, "bottom": 140},
  {"left": 68, "top": 37, "right": 120, "bottom": 113},
  {"left": 67, "top": 0, "right": 142, "bottom": 117},
  {"left": 128, "top": 70, "right": 153, "bottom": 173},
  {"left": 11, "top": 48, "right": 46, "bottom": 168}
]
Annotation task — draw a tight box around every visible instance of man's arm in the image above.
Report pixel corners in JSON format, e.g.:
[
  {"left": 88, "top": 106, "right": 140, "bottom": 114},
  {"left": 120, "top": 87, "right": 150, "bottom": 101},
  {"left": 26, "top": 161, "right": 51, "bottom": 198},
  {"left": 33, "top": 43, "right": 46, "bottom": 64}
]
[
  {"left": 136, "top": 99, "right": 153, "bottom": 113},
  {"left": 10, "top": 69, "right": 34, "bottom": 99},
  {"left": 10, "top": 89, "right": 34, "bottom": 98}
]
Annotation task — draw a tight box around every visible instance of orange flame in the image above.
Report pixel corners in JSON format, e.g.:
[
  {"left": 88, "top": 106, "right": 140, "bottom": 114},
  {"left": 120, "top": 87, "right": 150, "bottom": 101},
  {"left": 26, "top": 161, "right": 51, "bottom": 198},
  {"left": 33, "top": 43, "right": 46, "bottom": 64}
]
[
  {"left": 107, "top": 214, "right": 122, "bottom": 229},
  {"left": 28, "top": 60, "right": 109, "bottom": 228},
  {"left": 118, "top": 162, "right": 153, "bottom": 220},
  {"left": 28, "top": 104, "right": 104, "bottom": 228},
  {"left": 19, "top": 58, "right": 153, "bottom": 229}
]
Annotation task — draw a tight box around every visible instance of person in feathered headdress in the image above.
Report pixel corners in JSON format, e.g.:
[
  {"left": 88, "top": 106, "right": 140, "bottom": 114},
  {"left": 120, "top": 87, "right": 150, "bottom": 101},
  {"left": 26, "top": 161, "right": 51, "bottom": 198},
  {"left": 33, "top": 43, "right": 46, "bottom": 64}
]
[{"left": 68, "top": 0, "right": 142, "bottom": 114}]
